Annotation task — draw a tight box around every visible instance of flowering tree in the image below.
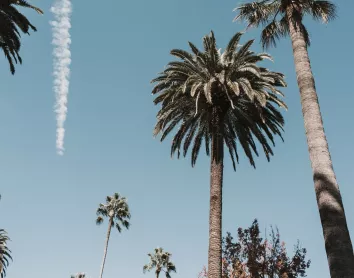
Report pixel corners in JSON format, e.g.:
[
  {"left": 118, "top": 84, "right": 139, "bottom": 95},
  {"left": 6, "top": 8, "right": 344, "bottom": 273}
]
[{"left": 199, "top": 220, "right": 310, "bottom": 278}]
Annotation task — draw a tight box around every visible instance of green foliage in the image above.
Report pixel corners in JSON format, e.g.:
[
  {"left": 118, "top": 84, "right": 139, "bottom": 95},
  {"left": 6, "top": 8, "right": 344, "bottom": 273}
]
[
  {"left": 0, "top": 230, "right": 12, "bottom": 278},
  {"left": 222, "top": 219, "right": 311, "bottom": 277},
  {"left": 199, "top": 220, "right": 311, "bottom": 278},
  {"left": 143, "top": 247, "right": 176, "bottom": 278},
  {"left": 0, "top": 0, "right": 43, "bottom": 74},
  {"left": 152, "top": 31, "right": 287, "bottom": 170},
  {"left": 233, "top": 0, "right": 337, "bottom": 48},
  {"left": 96, "top": 193, "right": 131, "bottom": 233}
]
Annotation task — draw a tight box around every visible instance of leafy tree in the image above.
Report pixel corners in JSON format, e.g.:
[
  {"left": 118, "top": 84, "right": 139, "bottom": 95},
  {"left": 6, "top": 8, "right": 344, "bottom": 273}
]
[
  {"left": 199, "top": 220, "right": 310, "bottom": 278},
  {"left": 143, "top": 247, "right": 176, "bottom": 278},
  {"left": 233, "top": 1, "right": 354, "bottom": 275},
  {"left": 0, "top": 230, "right": 11, "bottom": 278},
  {"left": 0, "top": 0, "right": 43, "bottom": 74},
  {"left": 96, "top": 193, "right": 130, "bottom": 278},
  {"left": 152, "top": 31, "right": 287, "bottom": 278}
]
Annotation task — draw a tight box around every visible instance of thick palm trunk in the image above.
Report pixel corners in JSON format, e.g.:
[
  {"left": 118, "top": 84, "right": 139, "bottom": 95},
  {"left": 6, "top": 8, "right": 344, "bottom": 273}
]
[
  {"left": 208, "top": 108, "right": 224, "bottom": 278},
  {"left": 99, "top": 217, "right": 113, "bottom": 278},
  {"left": 287, "top": 10, "right": 354, "bottom": 277}
]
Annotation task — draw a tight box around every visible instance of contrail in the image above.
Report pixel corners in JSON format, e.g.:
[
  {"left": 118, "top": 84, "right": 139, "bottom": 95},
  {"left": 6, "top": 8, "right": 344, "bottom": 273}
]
[{"left": 50, "top": 0, "right": 72, "bottom": 155}]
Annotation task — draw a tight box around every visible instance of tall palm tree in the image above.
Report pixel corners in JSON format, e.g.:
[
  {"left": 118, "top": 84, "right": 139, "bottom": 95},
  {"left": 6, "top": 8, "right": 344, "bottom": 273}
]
[
  {"left": 234, "top": 1, "right": 354, "bottom": 276},
  {"left": 0, "top": 0, "right": 43, "bottom": 74},
  {"left": 0, "top": 229, "right": 11, "bottom": 278},
  {"left": 96, "top": 193, "right": 131, "bottom": 278},
  {"left": 151, "top": 31, "right": 287, "bottom": 278},
  {"left": 143, "top": 247, "right": 176, "bottom": 278}
]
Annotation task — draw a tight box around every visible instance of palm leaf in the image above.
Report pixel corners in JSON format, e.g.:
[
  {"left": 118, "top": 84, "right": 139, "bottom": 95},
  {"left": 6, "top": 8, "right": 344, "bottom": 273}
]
[{"left": 307, "top": 0, "right": 337, "bottom": 23}]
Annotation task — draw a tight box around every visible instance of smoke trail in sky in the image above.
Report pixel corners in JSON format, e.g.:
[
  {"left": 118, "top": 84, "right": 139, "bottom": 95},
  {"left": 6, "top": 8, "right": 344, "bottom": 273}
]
[{"left": 50, "top": 0, "right": 72, "bottom": 155}]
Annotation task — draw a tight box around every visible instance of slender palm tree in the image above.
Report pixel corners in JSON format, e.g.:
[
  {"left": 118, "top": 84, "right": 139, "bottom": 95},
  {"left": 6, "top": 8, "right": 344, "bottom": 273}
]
[
  {"left": 0, "top": 0, "right": 43, "bottom": 74},
  {"left": 151, "top": 31, "right": 287, "bottom": 278},
  {"left": 143, "top": 247, "right": 176, "bottom": 278},
  {"left": 234, "top": 1, "right": 354, "bottom": 276},
  {"left": 0, "top": 229, "right": 11, "bottom": 278},
  {"left": 96, "top": 193, "right": 131, "bottom": 278}
]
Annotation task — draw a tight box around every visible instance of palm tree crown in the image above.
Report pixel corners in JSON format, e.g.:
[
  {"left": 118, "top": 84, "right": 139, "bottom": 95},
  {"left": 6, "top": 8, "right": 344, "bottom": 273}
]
[
  {"left": 0, "top": 0, "right": 43, "bottom": 74},
  {"left": 233, "top": 0, "right": 336, "bottom": 48},
  {"left": 71, "top": 273, "right": 86, "bottom": 278},
  {"left": 96, "top": 193, "right": 131, "bottom": 232},
  {"left": 96, "top": 193, "right": 130, "bottom": 278},
  {"left": 0, "top": 230, "right": 12, "bottom": 278},
  {"left": 152, "top": 31, "right": 287, "bottom": 169},
  {"left": 143, "top": 247, "right": 176, "bottom": 278}
]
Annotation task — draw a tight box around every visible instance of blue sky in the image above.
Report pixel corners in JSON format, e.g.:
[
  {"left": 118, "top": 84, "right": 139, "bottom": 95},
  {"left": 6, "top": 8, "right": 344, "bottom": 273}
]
[{"left": 0, "top": 0, "right": 353, "bottom": 277}]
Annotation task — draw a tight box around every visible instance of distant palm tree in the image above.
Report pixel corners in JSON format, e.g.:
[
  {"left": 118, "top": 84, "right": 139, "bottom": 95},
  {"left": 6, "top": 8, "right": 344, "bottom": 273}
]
[
  {"left": 143, "top": 247, "right": 176, "bottom": 278},
  {"left": 71, "top": 273, "right": 86, "bottom": 278},
  {"left": 96, "top": 193, "right": 130, "bottom": 278},
  {"left": 0, "top": 0, "right": 43, "bottom": 74},
  {"left": 0, "top": 230, "right": 11, "bottom": 278},
  {"left": 152, "top": 31, "right": 286, "bottom": 278},
  {"left": 234, "top": 1, "right": 354, "bottom": 276}
]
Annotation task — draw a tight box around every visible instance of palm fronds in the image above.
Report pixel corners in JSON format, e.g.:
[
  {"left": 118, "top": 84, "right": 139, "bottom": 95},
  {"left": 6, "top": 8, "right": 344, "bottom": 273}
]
[
  {"left": 0, "top": 0, "right": 42, "bottom": 74},
  {"left": 0, "top": 230, "right": 12, "bottom": 278},
  {"left": 152, "top": 31, "right": 286, "bottom": 170},
  {"left": 96, "top": 193, "right": 131, "bottom": 232},
  {"left": 234, "top": 0, "right": 337, "bottom": 48},
  {"left": 71, "top": 273, "right": 86, "bottom": 278},
  {"left": 143, "top": 248, "right": 176, "bottom": 278}
]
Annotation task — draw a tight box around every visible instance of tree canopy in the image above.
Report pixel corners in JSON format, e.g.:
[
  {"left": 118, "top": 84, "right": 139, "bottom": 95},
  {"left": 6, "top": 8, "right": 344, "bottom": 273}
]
[
  {"left": 152, "top": 31, "right": 287, "bottom": 170},
  {"left": 143, "top": 247, "right": 176, "bottom": 278},
  {"left": 199, "top": 220, "right": 311, "bottom": 278},
  {"left": 0, "top": 0, "right": 43, "bottom": 73},
  {"left": 233, "top": 0, "right": 336, "bottom": 48},
  {"left": 96, "top": 193, "right": 131, "bottom": 232}
]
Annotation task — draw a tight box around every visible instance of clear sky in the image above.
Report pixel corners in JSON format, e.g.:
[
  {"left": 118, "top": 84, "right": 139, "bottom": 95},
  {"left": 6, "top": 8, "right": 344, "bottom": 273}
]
[{"left": 0, "top": 0, "right": 353, "bottom": 277}]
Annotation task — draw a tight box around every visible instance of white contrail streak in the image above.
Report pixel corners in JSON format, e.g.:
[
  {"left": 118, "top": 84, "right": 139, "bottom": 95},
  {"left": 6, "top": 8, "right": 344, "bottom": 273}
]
[{"left": 50, "top": 0, "right": 72, "bottom": 155}]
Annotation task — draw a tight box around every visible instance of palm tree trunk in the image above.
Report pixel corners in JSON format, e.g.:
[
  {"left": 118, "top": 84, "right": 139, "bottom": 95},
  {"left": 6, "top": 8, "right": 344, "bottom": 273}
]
[
  {"left": 287, "top": 8, "right": 354, "bottom": 277},
  {"left": 208, "top": 108, "right": 224, "bottom": 278},
  {"left": 99, "top": 217, "right": 113, "bottom": 278},
  {"left": 0, "top": 249, "right": 3, "bottom": 275}
]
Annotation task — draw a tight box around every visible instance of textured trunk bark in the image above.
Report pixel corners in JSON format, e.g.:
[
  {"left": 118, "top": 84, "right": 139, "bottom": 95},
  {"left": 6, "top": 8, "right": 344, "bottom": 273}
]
[
  {"left": 0, "top": 249, "right": 4, "bottom": 275},
  {"left": 287, "top": 8, "right": 354, "bottom": 277},
  {"left": 207, "top": 108, "right": 224, "bottom": 278},
  {"left": 99, "top": 217, "right": 113, "bottom": 278}
]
